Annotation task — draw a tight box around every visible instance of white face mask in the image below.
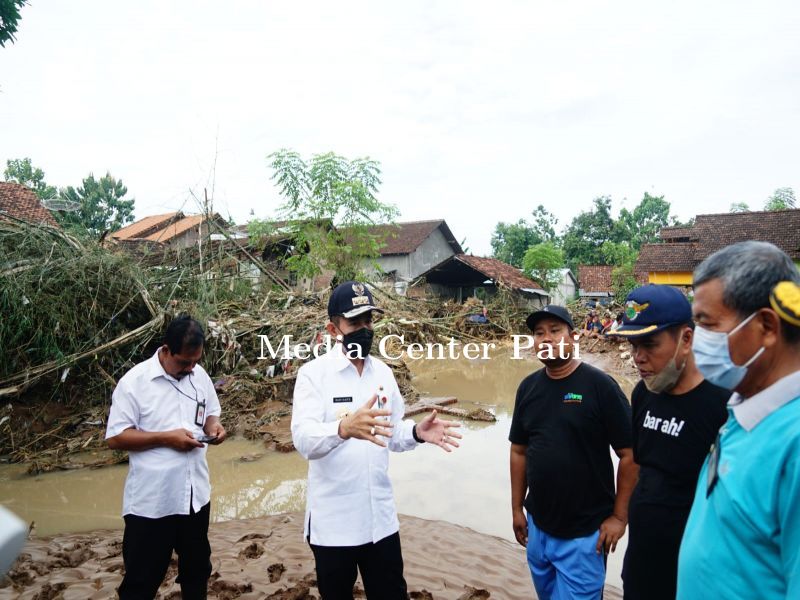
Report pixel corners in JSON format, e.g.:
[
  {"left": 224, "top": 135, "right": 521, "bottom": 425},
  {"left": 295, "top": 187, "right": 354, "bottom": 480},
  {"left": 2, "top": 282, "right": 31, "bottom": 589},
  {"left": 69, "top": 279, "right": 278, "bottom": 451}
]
[
  {"left": 642, "top": 335, "right": 687, "bottom": 394},
  {"left": 692, "top": 312, "right": 765, "bottom": 390}
]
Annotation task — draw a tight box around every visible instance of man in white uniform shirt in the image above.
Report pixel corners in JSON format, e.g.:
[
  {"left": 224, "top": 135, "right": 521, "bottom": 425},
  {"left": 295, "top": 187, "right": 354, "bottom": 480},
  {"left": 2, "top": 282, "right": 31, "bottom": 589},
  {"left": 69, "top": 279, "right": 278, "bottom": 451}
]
[
  {"left": 292, "top": 281, "right": 462, "bottom": 599},
  {"left": 106, "top": 315, "right": 226, "bottom": 600}
]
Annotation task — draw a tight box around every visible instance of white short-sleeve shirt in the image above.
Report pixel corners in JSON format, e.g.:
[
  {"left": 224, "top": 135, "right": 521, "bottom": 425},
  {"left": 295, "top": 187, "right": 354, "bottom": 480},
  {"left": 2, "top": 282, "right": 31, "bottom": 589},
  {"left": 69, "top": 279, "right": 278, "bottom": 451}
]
[
  {"left": 105, "top": 349, "right": 221, "bottom": 518},
  {"left": 290, "top": 345, "right": 419, "bottom": 546}
]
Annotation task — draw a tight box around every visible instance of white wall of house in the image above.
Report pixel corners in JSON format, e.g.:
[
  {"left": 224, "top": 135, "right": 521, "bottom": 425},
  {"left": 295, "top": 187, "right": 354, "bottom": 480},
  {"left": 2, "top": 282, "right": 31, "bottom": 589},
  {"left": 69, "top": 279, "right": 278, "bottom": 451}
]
[
  {"left": 550, "top": 270, "right": 577, "bottom": 306},
  {"left": 369, "top": 254, "right": 410, "bottom": 280},
  {"left": 407, "top": 228, "right": 456, "bottom": 279}
]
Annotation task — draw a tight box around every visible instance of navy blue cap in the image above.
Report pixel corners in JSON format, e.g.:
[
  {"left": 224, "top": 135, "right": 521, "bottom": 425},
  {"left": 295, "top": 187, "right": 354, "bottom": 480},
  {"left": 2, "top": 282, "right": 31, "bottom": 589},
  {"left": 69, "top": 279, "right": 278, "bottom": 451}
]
[
  {"left": 526, "top": 304, "right": 575, "bottom": 331},
  {"left": 612, "top": 284, "right": 692, "bottom": 338},
  {"left": 328, "top": 281, "right": 385, "bottom": 319}
]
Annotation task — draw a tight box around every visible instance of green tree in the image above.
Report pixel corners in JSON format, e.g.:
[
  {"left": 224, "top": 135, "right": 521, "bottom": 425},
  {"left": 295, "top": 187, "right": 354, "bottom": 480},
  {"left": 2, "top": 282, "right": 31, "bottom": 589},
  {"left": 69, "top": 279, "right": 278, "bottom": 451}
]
[
  {"left": 0, "top": 0, "right": 27, "bottom": 47},
  {"left": 491, "top": 220, "right": 541, "bottom": 267},
  {"left": 615, "top": 193, "right": 673, "bottom": 250},
  {"left": 729, "top": 201, "right": 750, "bottom": 213},
  {"left": 490, "top": 205, "right": 558, "bottom": 267},
  {"left": 522, "top": 242, "right": 564, "bottom": 292},
  {"left": 58, "top": 173, "right": 135, "bottom": 236},
  {"left": 530, "top": 205, "right": 559, "bottom": 244},
  {"left": 601, "top": 240, "right": 639, "bottom": 300},
  {"left": 562, "top": 196, "right": 616, "bottom": 270},
  {"left": 610, "top": 263, "right": 638, "bottom": 301},
  {"left": 764, "top": 187, "right": 796, "bottom": 211},
  {"left": 255, "top": 149, "right": 398, "bottom": 282},
  {"left": 600, "top": 240, "right": 637, "bottom": 267},
  {"left": 4, "top": 157, "right": 57, "bottom": 200}
]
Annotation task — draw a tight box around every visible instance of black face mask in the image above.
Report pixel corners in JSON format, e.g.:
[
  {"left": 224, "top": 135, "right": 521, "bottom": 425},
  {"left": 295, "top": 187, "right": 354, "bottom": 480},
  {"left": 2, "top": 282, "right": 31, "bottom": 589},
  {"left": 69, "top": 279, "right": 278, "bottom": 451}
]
[{"left": 340, "top": 327, "right": 374, "bottom": 358}]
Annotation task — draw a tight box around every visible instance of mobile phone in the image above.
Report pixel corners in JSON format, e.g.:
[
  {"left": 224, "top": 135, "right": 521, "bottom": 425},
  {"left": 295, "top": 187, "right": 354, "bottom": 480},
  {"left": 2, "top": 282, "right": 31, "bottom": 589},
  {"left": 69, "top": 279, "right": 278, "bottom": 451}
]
[{"left": 196, "top": 434, "right": 218, "bottom": 444}]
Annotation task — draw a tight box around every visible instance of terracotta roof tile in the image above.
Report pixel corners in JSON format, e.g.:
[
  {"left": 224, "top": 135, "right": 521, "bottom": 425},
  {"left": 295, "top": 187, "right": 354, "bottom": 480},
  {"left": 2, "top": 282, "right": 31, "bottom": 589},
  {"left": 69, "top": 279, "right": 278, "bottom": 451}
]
[
  {"left": 637, "top": 242, "right": 697, "bottom": 272},
  {"left": 0, "top": 182, "right": 59, "bottom": 227},
  {"left": 659, "top": 226, "right": 696, "bottom": 241},
  {"left": 578, "top": 265, "right": 614, "bottom": 293},
  {"left": 111, "top": 212, "right": 181, "bottom": 240},
  {"left": 143, "top": 214, "right": 206, "bottom": 242},
  {"left": 693, "top": 210, "right": 800, "bottom": 259},
  {"left": 365, "top": 220, "right": 463, "bottom": 255},
  {"left": 455, "top": 255, "right": 543, "bottom": 291},
  {"left": 635, "top": 209, "right": 800, "bottom": 275}
]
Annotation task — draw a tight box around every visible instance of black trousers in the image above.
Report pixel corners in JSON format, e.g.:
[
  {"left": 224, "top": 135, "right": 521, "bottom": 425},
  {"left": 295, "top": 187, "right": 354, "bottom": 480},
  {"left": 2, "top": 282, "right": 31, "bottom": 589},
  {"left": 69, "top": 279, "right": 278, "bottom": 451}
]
[
  {"left": 118, "top": 502, "right": 212, "bottom": 600},
  {"left": 309, "top": 532, "right": 408, "bottom": 600},
  {"left": 622, "top": 501, "right": 690, "bottom": 600}
]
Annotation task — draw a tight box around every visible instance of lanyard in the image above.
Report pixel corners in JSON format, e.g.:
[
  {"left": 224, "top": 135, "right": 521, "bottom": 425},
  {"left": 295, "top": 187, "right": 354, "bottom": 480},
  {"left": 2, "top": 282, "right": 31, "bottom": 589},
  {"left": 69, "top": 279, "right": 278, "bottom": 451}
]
[
  {"left": 167, "top": 376, "right": 207, "bottom": 427},
  {"left": 168, "top": 375, "right": 200, "bottom": 403}
]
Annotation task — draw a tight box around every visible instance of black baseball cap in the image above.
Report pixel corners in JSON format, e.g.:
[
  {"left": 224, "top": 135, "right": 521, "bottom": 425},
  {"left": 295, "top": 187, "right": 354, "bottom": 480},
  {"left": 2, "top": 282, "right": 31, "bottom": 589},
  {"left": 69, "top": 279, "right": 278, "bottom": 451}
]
[
  {"left": 612, "top": 284, "right": 692, "bottom": 338},
  {"left": 328, "top": 281, "right": 385, "bottom": 319},
  {"left": 526, "top": 305, "right": 575, "bottom": 331}
]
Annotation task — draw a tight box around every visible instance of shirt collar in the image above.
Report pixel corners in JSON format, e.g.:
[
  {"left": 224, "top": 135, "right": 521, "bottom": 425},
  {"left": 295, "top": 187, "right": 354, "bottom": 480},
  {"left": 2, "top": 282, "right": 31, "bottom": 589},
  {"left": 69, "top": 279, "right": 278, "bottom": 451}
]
[
  {"left": 729, "top": 370, "right": 800, "bottom": 432},
  {"left": 147, "top": 348, "right": 189, "bottom": 383}
]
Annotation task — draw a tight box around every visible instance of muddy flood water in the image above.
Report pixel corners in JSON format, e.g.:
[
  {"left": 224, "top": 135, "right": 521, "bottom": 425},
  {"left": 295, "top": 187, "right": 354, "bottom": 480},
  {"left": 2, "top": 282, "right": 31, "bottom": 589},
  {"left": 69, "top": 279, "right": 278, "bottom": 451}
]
[{"left": 0, "top": 348, "right": 636, "bottom": 588}]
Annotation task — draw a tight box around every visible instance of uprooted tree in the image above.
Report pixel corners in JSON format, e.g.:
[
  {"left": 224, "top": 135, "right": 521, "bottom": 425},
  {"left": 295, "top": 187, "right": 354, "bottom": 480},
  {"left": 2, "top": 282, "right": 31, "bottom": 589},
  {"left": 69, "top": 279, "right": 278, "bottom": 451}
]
[{"left": 249, "top": 150, "right": 399, "bottom": 283}]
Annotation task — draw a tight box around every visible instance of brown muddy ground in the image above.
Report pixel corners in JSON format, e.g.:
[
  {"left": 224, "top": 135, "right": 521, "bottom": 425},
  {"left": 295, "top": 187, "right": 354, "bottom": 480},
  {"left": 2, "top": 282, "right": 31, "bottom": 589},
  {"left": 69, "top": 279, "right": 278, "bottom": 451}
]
[{"left": 1, "top": 513, "right": 622, "bottom": 600}]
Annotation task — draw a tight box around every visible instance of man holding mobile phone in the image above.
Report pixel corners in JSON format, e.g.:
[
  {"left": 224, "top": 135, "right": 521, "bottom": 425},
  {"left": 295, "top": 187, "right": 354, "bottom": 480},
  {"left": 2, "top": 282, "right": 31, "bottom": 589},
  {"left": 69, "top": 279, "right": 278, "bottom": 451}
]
[{"left": 106, "top": 315, "right": 226, "bottom": 599}]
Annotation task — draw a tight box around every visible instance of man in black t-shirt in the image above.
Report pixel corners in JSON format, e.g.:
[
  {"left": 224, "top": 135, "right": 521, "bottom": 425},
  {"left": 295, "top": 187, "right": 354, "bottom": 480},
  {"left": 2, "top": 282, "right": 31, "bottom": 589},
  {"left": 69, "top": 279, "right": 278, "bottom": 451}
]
[
  {"left": 610, "top": 285, "right": 728, "bottom": 600},
  {"left": 510, "top": 305, "right": 637, "bottom": 600}
]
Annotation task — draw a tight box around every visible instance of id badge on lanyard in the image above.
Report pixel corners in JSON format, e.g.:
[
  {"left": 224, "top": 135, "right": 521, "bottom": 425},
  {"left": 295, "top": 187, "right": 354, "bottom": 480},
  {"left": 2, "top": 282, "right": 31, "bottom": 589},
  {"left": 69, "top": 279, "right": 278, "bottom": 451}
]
[{"left": 194, "top": 400, "right": 207, "bottom": 427}]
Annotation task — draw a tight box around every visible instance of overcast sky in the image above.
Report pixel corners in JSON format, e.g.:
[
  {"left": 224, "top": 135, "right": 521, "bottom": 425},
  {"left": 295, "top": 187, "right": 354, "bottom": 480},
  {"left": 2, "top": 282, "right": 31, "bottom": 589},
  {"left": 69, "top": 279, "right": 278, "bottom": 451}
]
[{"left": 1, "top": 1, "right": 798, "bottom": 254}]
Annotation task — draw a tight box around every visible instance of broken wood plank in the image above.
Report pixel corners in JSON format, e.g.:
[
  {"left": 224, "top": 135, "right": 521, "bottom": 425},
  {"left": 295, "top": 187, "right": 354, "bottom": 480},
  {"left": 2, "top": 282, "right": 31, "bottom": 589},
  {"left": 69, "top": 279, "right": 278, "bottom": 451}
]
[
  {"left": 406, "top": 396, "right": 496, "bottom": 422},
  {"left": 405, "top": 396, "right": 457, "bottom": 417}
]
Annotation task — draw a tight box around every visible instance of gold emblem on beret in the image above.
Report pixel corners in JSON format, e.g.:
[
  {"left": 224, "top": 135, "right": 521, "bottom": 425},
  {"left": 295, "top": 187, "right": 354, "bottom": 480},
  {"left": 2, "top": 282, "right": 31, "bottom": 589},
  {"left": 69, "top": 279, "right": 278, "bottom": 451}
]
[
  {"left": 625, "top": 301, "right": 650, "bottom": 321},
  {"left": 770, "top": 281, "right": 800, "bottom": 327}
]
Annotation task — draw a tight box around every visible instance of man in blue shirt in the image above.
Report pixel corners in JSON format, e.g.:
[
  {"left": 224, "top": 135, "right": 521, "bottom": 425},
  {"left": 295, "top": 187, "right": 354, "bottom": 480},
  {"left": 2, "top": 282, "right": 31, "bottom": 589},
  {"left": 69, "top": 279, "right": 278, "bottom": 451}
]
[{"left": 677, "top": 241, "right": 800, "bottom": 599}]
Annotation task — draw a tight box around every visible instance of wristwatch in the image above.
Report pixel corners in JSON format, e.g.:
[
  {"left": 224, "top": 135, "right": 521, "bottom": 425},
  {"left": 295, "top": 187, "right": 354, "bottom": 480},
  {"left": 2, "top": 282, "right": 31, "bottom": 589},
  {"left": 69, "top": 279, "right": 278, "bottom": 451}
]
[{"left": 412, "top": 424, "right": 425, "bottom": 443}]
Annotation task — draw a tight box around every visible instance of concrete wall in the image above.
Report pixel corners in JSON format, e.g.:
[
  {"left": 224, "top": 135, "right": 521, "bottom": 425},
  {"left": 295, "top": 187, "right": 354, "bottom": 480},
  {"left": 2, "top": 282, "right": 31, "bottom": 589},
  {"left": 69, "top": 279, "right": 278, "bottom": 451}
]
[
  {"left": 551, "top": 273, "right": 577, "bottom": 306},
  {"left": 648, "top": 271, "right": 693, "bottom": 285},
  {"left": 406, "top": 228, "right": 456, "bottom": 280},
  {"left": 369, "top": 254, "right": 410, "bottom": 280}
]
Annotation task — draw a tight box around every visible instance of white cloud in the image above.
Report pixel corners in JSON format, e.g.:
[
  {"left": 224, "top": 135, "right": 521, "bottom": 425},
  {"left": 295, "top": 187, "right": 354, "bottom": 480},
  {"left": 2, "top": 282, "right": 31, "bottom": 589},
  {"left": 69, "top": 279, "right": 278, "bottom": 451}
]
[{"left": 1, "top": 0, "right": 798, "bottom": 254}]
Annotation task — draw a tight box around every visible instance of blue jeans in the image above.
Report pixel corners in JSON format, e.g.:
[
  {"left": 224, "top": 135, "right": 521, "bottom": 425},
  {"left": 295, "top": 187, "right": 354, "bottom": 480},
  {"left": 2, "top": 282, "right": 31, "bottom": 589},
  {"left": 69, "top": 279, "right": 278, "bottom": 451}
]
[{"left": 526, "top": 514, "right": 606, "bottom": 600}]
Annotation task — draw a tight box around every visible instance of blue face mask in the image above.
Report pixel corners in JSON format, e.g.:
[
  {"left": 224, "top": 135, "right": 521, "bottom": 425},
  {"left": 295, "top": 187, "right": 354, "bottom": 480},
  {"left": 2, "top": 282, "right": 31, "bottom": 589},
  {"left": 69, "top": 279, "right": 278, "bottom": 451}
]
[{"left": 692, "top": 312, "right": 765, "bottom": 390}]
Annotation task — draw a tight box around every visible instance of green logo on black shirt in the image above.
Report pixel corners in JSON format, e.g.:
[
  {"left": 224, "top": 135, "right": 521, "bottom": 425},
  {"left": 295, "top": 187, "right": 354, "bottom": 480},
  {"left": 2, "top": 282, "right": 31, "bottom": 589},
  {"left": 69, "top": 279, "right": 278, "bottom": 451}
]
[{"left": 563, "top": 393, "right": 583, "bottom": 403}]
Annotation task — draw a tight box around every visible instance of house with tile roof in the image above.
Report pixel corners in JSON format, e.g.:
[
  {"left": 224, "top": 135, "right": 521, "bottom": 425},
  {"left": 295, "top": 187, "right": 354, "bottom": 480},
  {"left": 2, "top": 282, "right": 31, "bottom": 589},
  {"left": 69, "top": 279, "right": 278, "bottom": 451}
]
[
  {"left": 0, "top": 182, "right": 59, "bottom": 227},
  {"left": 420, "top": 254, "right": 550, "bottom": 309},
  {"left": 577, "top": 265, "right": 615, "bottom": 305},
  {"left": 636, "top": 209, "right": 800, "bottom": 286},
  {"left": 361, "top": 220, "right": 464, "bottom": 281},
  {"left": 111, "top": 211, "right": 229, "bottom": 250}
]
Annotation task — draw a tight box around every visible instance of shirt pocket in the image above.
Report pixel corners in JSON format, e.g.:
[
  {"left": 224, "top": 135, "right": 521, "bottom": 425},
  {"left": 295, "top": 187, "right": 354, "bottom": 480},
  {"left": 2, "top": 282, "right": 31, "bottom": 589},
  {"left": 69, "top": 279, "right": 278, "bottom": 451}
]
[{"left": 327, "top": 393, "right": 356, "bottom": 422}]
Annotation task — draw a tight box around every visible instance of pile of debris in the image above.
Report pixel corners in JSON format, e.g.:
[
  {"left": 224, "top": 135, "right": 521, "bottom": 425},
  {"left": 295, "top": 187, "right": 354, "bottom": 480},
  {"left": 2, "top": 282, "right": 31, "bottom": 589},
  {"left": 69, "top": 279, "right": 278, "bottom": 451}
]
[{"left": 0, "top": 219, "right": 530, "bottom": 471}]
